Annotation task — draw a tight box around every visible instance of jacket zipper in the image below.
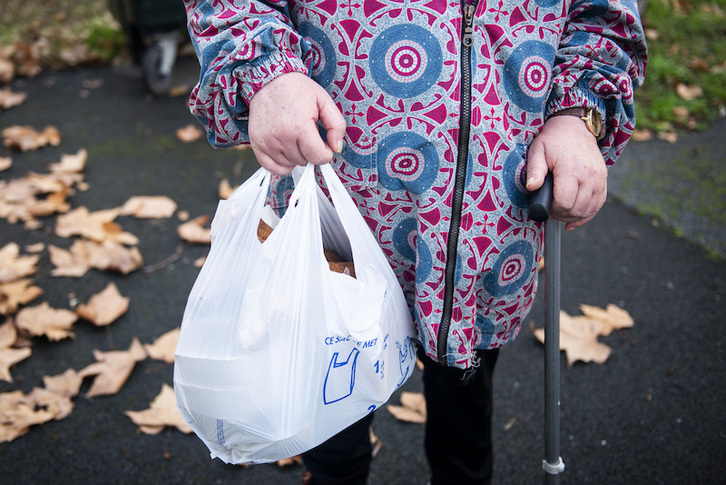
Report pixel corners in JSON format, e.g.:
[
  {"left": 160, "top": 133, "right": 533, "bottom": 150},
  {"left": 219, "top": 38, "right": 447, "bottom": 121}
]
[{"left": 437, "top": 0, "right": 477, "bottom": 364}]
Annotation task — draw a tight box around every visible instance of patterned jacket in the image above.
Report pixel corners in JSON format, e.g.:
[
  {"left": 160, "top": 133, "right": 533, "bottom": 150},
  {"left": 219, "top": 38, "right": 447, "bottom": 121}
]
[{"left": 183, "top": 0, "right": 647, "bottom": 368}]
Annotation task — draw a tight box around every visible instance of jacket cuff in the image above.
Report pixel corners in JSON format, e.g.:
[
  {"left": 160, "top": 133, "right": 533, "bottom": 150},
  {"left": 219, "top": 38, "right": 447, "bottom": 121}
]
[
  {"left": 546, "top": 86, "right": 605, "bottom": 128},
  {"left": 235, "top": 50, "right": 309, "bottom": 105}
]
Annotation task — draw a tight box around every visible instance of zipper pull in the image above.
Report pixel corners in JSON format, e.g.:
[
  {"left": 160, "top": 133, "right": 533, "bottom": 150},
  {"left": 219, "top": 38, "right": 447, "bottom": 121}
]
[{"left": 462, "top": 4, "right": 475, "bottom": 47}]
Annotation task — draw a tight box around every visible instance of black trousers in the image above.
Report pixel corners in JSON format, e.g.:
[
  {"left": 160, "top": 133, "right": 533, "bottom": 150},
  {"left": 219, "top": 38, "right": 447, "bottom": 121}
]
[{"left": 302, "top": 349, "right": 499, "bottom": 485}]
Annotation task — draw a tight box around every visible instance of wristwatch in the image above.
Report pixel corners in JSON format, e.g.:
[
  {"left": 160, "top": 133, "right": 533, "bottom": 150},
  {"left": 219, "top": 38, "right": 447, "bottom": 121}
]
[{"left": 549, "top": 107, "right": 604, "bottom": 140}]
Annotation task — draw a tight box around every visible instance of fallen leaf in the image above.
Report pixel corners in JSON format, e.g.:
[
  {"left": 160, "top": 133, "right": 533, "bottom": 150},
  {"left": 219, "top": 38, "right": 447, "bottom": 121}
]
[
  {"left": 0, "top": 347, "right": 32, "bottom": 382},
  {"left": 75, "top": 282, "right": 129, "bottom": 326},
  {"left": 1, "top": 125, "right": 61, "bottom": 151},
  {"left": 176, "top": 124, "right": 202, "bottom": 143},
  {"left": 16, "top": 302, "right": 78, "bottom": 341},
  {"left": 0, "top": 58, "right": 14, "bottom": 83},
  {"left": 0, "top": 319, "right": 17, "bottom": 349},
  {"left": 49, "top": 149, "right": 87, "bottom": 174},
  {"left": 120, "top": 196, "right": 177, "bottom": 219},
  {"left": 178, "top": 215, "right": 211, "bottom": 244},
  {"left": 0, "top": 390, "right": 55, "bottom": 442},
  {"left": 55, "top": 207, "right": 137, "bottom": 244},
  {"left": 42, "top": 369, "right": 83, "bottom": 398},
  {"left": 675, "top": 83, "right": 703, "bottom": 101},
  {"left": 125, "top": 383, "right": 192, "bottom": 434},
  {"left": 24, "top": 387, "right": 74, "bottom": 420},
  {"left": 0, "top": 157, "right": 11, "bottom": 172},
  {"left": 532, "top": 311, "right": 612, "bottom": 366},
  {"left": 49, "top": 239, "right": 143, "bottom": 277},
  {"left": 144, "top": 328, "right": 180, "bottom": 363},
  {"left": 193, "top": 256, "right": 206, "bottom": 267},
  {"left": 631, "top": 129, "right": 653, "bottom": 142},
  {"left": 277, "top": 455, "right": 302, "bottom": 467},
  {"left": 79, "top": 338, "right": 147, "bottom": 397},
  {"left": 0, "top": 278, "right": 43, "bottom": 315},
  {"left": 0, "top": 88, "right": 27, "bottom": 111},
  {"left": 579, "top": 304, "right": 634, "bottom": 336},
  {"left": 0, "top": 243, "right": 40, "bottom": 283},
  {"left": 24, "top": 243, "right": 45, "bottom": 254},
  {"left": 657, "top": 131, "right": 678, "bottom": 144},
  {"left": 219, "top": 179, "right": 236, "bottom": 200},
  {"left": 387, "top": 391, "right": 427, "bottom": 423}
]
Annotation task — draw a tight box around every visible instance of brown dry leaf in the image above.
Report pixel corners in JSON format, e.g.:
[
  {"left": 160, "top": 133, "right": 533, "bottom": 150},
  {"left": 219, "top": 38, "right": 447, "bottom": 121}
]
[
  {"left": 631, "top": 129, "right": 653, "bottom": 142},
  {"left": 0, "top": 278, "right": 43, "bottom": 315},
  {"left": 0, "top": 390, "right": 55, "bottom": 443},
  {"left": 0, "top": 58, "right": 14, "bottom": 83},
  {"left": 0, "top": 157, "right": 11, "bottom": 172},
  {"left": 176, "top": 124, "right": 203, "bottom": 143},
  {"left": 0, "top": 242, "right": 40, "bottom": 283},
  {"left": 532, "top": 311, "right": 612, "bottom": 366},
  {"left": 657, "top": 131, "right": 678, "bottom": 144},
  {"left": 42, "top": 369, "right": 83, "bottom": 399},
  {"left": 219, "top": 179, "right": 236, "bottom": 200},
  {"left": 1, "top": 125, "right": 61, "bottom": 151},
  {"left": 49, "top": 239, "right": 143, "bottom": 277},
  {"left": 25, "top": 243, "right": 45, "bottom": 254},
  {"left": 120, "top": 196, "right": 178, "bottom": 219},
  {"left": 49, "top": 149, "right": 87, "bottom": 174},
  {"left": 55, "top": 207, "right": 137, "bottom": 245},
  {"left": 144, "top": 328, "right": 180, "bottom": 363},
  {"left": 75, "top": 282, "right": 129, "bottom": 326},
  {"left": 24, "top": 387, "right": 74, "bottom": 420},
  {"left": 675, "top": 83, "right": 703, "bottom": 101},
  {"left": 16, "top": 302, "right": 78, "bottom": 341},
  {"left": 125, "top": 383, "right": 192, "bottom": 434},
  {"left": 387, "top": 391, "right": 427, "bottom": 423},
  {"left": 579, "top": 304, "right": 634, "bottom": 336},
  {"left": 0, "top": 88, "right": 28, "bottom": 111},
  {"left": 80, "top": 338, "right": 147, "bottom": 397},
  {"left": 178, "top": 215, "right": 211, "bottom": 244},
  {"left": 277, "top": 455, "right": 303, "bottom": 467},
  {"left": 0, "top": 347, "right": 32, "bottom": 382},
  {"left": 0, "top": 319, "right": 18, "bottom": 349}
]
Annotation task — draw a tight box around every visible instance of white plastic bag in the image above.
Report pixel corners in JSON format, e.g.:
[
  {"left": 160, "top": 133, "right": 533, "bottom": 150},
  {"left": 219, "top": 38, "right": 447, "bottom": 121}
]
[{"left": 174, "top": 163, "right": 417, "bottom": 464}]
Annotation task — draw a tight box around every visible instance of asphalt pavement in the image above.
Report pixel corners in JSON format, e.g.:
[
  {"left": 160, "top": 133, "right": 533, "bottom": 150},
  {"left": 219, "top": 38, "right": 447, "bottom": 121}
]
[{"left": 0, "top": 56, "right": 724, "bottom": 485}]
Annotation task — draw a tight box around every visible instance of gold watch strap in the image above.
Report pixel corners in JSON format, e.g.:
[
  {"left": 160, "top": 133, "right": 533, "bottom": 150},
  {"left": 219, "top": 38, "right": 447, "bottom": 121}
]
[{"left": 549, "top": 107, "right": 604, "bottom": 140}]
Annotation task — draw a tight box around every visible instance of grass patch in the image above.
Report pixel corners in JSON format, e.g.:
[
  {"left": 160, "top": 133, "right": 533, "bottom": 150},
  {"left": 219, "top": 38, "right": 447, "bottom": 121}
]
[{"left": 636, "top": 0, "right": 726, "bottom": 132}]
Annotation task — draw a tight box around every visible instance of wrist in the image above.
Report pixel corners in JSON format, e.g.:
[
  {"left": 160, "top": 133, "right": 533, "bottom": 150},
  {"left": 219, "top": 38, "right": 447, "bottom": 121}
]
[{"left": 548, "top": 107, "right": 604, "bottom": 140}]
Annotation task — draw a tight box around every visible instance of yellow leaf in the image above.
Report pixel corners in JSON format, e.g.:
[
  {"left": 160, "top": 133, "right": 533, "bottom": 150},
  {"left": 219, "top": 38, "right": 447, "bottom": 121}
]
[
  {"left": 16, "top": 302, "right": 78, "bottom": 341},
  {"left": 125, "top": 383, "right": 192, "bottom": 434},
  {"left": 75, "top": 282, "right": 129, "bottom": 326}
]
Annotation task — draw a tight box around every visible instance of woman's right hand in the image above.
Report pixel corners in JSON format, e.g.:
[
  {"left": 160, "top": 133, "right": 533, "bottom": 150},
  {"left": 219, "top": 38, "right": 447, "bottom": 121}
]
[{"left": 248, "top": 72, "right": 346, "bottom": 175}]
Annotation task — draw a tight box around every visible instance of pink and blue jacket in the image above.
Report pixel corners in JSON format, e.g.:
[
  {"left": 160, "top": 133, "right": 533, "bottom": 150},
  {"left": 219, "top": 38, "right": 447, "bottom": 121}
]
[{"left": 183, "top": 0, "right": 647, "bottom": 369}]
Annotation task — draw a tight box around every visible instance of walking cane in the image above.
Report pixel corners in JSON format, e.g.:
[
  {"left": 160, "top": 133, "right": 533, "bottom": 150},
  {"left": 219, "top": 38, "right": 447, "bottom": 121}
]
[{"left": 529, "top": 173, "right": 565, "bottom": 484}]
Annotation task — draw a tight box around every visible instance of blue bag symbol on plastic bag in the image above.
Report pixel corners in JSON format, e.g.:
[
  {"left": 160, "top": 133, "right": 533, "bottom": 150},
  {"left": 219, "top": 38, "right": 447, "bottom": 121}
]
[{"left": 323, "top": 348, "right": 360, "bottom": 404}]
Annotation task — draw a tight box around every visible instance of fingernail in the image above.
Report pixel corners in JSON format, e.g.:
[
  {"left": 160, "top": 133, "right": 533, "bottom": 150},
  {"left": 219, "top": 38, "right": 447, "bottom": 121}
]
[{"left": 334, "top": 140, "right": 343, "bottom": 153}]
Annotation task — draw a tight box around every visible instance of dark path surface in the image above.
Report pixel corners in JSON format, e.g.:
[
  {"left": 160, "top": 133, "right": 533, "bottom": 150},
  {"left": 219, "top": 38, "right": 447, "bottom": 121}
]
[{"left": 0, "top": 57, "right": 724, "bottom": 484}]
